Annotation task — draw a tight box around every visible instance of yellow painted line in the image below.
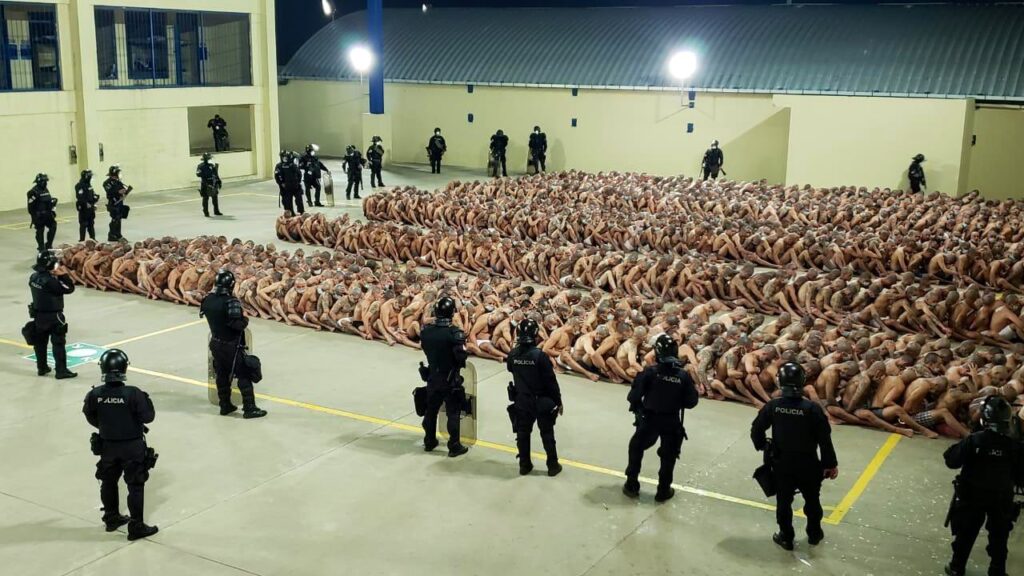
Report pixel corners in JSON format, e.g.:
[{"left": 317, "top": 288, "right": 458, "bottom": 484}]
[
  {"left": 104, "top": 319, "right": 205, "bottom": 348},
  {"left": 1, "top": 336, "right": 840, "bottom": 519},
  {"left": 825, "top": 433, "right": 903, "bottom": 525},
  {"left": 0, "top": 337, "right": 33, "bottom": 350},
  {"left": 0, "top": 193, "right": 253, "bottom": 231}
]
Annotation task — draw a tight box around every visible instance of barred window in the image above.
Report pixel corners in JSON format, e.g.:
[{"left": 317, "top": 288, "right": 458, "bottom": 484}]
[
  {"left": 95, "top": 6, "right": 251, "bottom": 89},
  {"left": 0, "top": 2, "right": 61, "bottom": 92}
]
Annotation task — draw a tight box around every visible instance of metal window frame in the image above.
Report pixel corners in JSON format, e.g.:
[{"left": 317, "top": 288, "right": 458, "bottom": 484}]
[
  {"left": 0, "top": 1, "right": 61, "bottom": 93},
  {"left": 95, "top": 5, "right": 252, "bottom": 90}
]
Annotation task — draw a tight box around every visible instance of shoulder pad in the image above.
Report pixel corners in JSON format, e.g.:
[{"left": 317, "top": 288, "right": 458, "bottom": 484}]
[
  {"left": 451, "top": 328, "right": 466, "bottom": 341},
  {"left": 227, "top": 298, "right": 244, "bottom": 318}
]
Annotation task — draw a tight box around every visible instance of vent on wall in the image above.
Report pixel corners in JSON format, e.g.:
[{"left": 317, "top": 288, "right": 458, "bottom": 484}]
[
  {"left": 467, "top": 84, "right": 473, "bottom": 93},
  {"left": 687, "top": 123, "right": 694, "bottom": 133},
  {"left": 468, "top": 113, "right": 474, "bottom": 123},
  {"left": 571, "top": 118, "right": 577, "bottom": 127}
]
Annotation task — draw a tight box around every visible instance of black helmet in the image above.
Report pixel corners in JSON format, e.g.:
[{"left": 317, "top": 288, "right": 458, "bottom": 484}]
[
  {"left": 80, "top": 169, "right": 93, "bottom": 181},
  {"left": 372, "top": 135, "right": 382, "bottom": 142},
  {"left": 654, "top": 334, "right": 678, "bottom": 362},
  {"left": 34, "top": 250, "right": 58, "bottom": 272},
  {"left": 34, "top": 173, "right": 49, "bottom": 185},
  {"left": 913, "top": 153, "right": 925, "bottom": 162},
  {"left": 108, "top": 164, "right": 121, "bottom": 176},
  {"left": 434, "top": 127, "right": 441, "bottom": 134},
  {"left": 214, "top": 269, "right": 235, "bottom": 294},
  {"left": 279, "top": 149, "right": 288, "bottom": 160},
  {"left": 434, "top": 296, "right": 456, "bottom": 319},
  {"left": 711, "top": 140, "right": 719, "bottom": 147},
  {"left": 99, "top": 348, "right": 130, "bottom": 383},
  {"left": 778, "top": 362, "right": 806, "bottom": 397},
  {"left": 202, "top": 153, "right": 213, "bottom": 162},
  {"left": 517, "top": 318, "right": 540, "bottom": 345},
  {"left": 981, "top": 396, "right": 1012, "bottom": 434},
  {"left": 533, "top": 125, "right": 540, "bottom": 132},
  {"left": 496, "top": 129, "right": 504, "bottom": 136}
]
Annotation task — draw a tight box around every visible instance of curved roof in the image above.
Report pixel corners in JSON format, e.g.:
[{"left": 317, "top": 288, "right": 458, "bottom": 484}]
[{"left": 281, "top": 5, "right": 1024, "bottom": 100}]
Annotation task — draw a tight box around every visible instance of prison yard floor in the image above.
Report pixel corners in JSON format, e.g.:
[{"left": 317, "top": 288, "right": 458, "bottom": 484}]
[{"left": 0, "top": 164, "right": 1017, "bottom": 576}]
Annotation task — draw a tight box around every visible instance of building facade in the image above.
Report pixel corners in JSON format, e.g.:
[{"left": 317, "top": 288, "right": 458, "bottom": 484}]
[
  {"left": 280, "top": 5, "right": 1023, "bottom": 199},
  {"left": 0, "top": 0, "right": 279, "bottom": 211}
]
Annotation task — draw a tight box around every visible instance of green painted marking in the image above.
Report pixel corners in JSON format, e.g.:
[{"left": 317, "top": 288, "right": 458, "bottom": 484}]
[{"left": 23, "top": 342, "right": 107, "bottom": 369}]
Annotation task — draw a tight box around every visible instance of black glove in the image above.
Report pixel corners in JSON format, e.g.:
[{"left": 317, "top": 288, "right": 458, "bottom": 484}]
[
  {"left": 507, "top": 381, "right": 516, "bottom": 402},
  {"left": 418, "top": 362, "right": 430, "bottom": 383}
]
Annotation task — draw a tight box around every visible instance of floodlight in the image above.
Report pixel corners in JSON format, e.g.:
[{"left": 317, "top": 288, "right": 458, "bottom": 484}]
[
  {"left": 348, "top": 45, "right": 374, "bottom": 74},
  {"left": 668, "top": 51, "right": 698, "bottom": 81},
  {"left": 322, "top": 0, "right": 334, "bottom": 17}
]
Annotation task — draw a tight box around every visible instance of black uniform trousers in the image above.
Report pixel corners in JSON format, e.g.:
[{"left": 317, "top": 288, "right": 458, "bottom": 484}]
[
  {"left": 910, "top": 180, "right": 923, "bottom": 193},
  {"left": 34, "top": 215, "right": 57, "bottom": 251},
  {"left": 625, "top": 411, "right": 683, "bottom": 489},
  {"left": 214, "top": 133, "right": 228, "bottom": 152},
  {"left": 370, "top": 163, "right": 384, "bottom": 187},
  {"left": 492, "top": 153, "right": 507, "bottom": 177},
  {"left": 346, "top": 174, "right": 362, "bottom": 199},
  {"left": 430, "top": 154, "right": 442, "bottom": 174},
  {"left": 304, "top": 175, "right": 322, "bottom": 205},
  {"left": 702, "top": 166, "right": 721, "bottom": 180},
  {"left": 949, "top": 495, "right": 1013, "bottom": 576},
  {"left": 422, "top": 386, "right": 462, "bottom": 449},
  {"left": 108, "top": 204, "right": 123, "bottom": 241},
  {"left": 281, "top": 186, "right": 304, "bottom": 215},
  {"left": 201, "top": 184, "right": 220, "bottom": 216},
  {"left": 79, "top": 213, "right": 96, "bottom": 241},
  {"left": 209, "top": 338, "right": 257, "bottom": 411},
  {"left": 96, "top": 438, "right": 148, "bottom": 523},
  {"left": 33, "top": 312, "right": 68, "bottom": 372},
  {"left": 773, "top": 455, "right": 824, "bottom": 540},
  {"left": 514, "top": 404, "right": 558, "bottom": 465}
]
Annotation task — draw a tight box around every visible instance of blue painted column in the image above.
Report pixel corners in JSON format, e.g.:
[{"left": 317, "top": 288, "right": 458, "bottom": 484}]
[{"left": 368, "top": 0, "right": 384, "bottom": 114}]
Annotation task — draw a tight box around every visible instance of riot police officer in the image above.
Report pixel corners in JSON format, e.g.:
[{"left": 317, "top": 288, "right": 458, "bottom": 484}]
[
  {"left": 909, "top": 153, "right": 927, "bottom": 193},
  {"left": 299, "top": 144, "right": 330, "bottom": 207},
  {"left": 623, "top": 334, "right": 698, "bottom": 502},
  {"left": 208, "top": 114, "right": 229, "bottom": 152},
  {"left": 702, "top": 140, "right": 724, "bottom": 180},
  {"left": 943, "top": 396, "right": 1023, "bottom": 576},
  {"left": 27, "top": 173, "right": 58, "bottom": 252},
  {"left": 751, "top": 362, "right": 838, "bottom": 550},
  {"left": 420, "top": 296, "right": 470, "bottom": 457},
  {"left": 29, "top": 251, "right": 77, "bottom": 379},
  {"left": 200, "top": 269, "right": 267, "bottom": 419},
  {"left": 367, "top": 136, "right": 385, "bottom": 188},
  {"left": 274, "top": 151, "right": 304, "bottom": 215},
  {"left": 427, "top": 127, "right": 446, "bottom": 174},
  {"left": 82, "top": 349, "right": 159, "bottom": 541},
  {"left": 489, "top": 129, "right": 509, "bottom": 177},
  {"left": 75, "top": 170, "right": 100, "bottom": 241},
  {"left": 527, "top": 126, "right": 547, "bottom": 172},
  {"left": 506, "top": 318, "right": 563, "bottom": 476},
  {"left": 196, "top": 153, "right": 223, "bottom": 217},
  {"left": 343, "top": 145, "right": 366, "bottom": 200},
  {"left": 103, "top": 165, "right": 132, "bottom": 242}
]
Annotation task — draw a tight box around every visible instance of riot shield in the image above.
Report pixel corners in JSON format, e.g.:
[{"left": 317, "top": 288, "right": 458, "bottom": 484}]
[
  {"left": 439, "top": 361, "right": 478, "bottom": 446},
  {"left": 207, "top": 328, "right": 253, "bottom": 405},
  {"left": 323, "top": 172, "right": 335, "bottom": 207}
]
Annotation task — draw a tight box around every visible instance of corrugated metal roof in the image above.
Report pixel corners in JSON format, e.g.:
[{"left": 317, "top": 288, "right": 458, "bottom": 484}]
[{"left": 281, "top": 5, "right": 1024, "bottom": 101}]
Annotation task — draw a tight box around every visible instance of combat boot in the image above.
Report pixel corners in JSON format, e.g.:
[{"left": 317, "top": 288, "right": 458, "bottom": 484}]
[
  {"left": 622, "top": 477, "right": 640, "bottom": 498},
  {"left": 547, "top": 462, "right": 563, "bottom": 477},
  {"left": 103, "top": 514, "right": 130, "bottom": 532},
  {"left": 55, "top": 370, "right": 78, "bottom": 380},
  {"left": 807, "top": 527, "right": 824, "bottom": 546},
  {"left": 772, "top": 533, "right": 794, "bottom": 551},
  {"left": 243, "top": 408, "right": 267, "bottom": 419},
  {"left": 655, "top": 486, "right": 676, "bottom": 503},
  {"left": 127, "top": 521, "right": 159, "bottom": 541},
  {"left": 448, "top": 444, "right": 469, "bottom": 458},
  {"left": 519, "top": 459, "right": 534, "bottom": 476}
]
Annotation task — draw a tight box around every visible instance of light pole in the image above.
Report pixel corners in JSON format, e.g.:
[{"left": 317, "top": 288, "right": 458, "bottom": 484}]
[
  {"left": 322, "top": 0, "right": 335, "bottom": 21},
  {"left": 668, "top": 50, "right": 698, "bottom": 106},
  {"left": 348, "top": 44, "right": 374, "bottom": 85}
]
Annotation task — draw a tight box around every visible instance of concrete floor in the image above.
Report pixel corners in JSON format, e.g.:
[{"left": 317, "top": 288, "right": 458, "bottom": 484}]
[{"left": 0, "top": 163, "right": 1019, "bottom": 576}]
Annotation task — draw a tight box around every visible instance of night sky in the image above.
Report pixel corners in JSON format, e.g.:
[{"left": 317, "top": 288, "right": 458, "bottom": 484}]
[{"left": 275, "top": 0, "right": 951, "bottom": 66}]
